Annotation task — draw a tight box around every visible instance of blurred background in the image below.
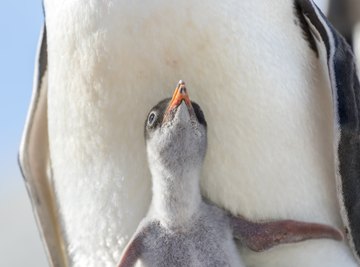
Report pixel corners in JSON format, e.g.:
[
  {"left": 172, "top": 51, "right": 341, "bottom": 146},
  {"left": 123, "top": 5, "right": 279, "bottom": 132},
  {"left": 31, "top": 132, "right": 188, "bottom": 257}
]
[
  {"left": 0, "top": 1, "right": 359, "bottom": 267},
  {"left": 0, "top": 0, "right": 47, "bottom": 266}
]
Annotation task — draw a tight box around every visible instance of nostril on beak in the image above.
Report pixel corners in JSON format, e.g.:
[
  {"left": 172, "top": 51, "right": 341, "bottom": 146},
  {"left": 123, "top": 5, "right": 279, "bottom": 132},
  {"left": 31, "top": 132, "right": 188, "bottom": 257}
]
[{"left": 180, "top": 87, "right": 187, "bottom": 94}]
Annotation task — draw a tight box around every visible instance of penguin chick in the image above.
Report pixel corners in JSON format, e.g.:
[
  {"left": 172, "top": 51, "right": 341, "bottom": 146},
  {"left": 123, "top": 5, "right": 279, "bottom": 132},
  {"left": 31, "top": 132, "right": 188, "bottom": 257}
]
[{"left": 117, "top": 81, "right": 343, "bottom": 267}]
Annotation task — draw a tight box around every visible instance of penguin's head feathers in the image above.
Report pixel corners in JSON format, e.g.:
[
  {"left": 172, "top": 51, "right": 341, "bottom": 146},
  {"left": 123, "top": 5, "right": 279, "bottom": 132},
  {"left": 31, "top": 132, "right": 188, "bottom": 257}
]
[{"left": 144, "top": 82, "right": 207, "bottom": 176}]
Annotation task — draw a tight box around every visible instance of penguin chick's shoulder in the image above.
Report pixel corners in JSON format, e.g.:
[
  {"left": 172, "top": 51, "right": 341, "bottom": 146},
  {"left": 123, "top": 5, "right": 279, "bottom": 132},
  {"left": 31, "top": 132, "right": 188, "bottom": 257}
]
[{"left": 117, "top": 81, "right": 343, "bottom": 267}]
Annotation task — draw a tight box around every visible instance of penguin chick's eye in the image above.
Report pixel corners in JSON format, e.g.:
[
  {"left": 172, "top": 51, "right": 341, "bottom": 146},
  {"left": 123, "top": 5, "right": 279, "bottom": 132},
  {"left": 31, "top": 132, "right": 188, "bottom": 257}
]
[{"left": 148, "top": 112, "right": 157, "bottom": 126}]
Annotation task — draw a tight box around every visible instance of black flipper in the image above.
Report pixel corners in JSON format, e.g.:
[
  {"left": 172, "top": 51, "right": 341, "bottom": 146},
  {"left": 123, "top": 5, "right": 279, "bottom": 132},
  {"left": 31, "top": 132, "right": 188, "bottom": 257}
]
[
  {"left": 230, "top": 215, "right": 343, "bottom": 252},
  {"left": 296, "top": 0, "right": 360, "bottom": 262}
]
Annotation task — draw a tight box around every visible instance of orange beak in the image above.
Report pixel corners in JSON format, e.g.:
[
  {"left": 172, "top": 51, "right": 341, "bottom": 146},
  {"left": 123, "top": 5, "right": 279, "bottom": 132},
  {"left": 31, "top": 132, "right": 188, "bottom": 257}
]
[
  {"left": 163, "top": 80, "right": 194, "bottom": 122},
  {"left": 167, "top": 80, "right": 192, "bottom": 111}
]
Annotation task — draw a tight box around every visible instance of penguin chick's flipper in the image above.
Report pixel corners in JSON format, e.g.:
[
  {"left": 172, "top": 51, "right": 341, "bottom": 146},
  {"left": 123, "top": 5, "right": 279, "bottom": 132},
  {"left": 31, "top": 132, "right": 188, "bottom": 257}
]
[
  {"left": 296, "top": 0, "right": 360, "bottom": 262},
  {"left": 230, "top": 215, "right": 343, "bottom": 252},
  {"left": 117, "top": 225, "right": 151, "bottom": 267}
]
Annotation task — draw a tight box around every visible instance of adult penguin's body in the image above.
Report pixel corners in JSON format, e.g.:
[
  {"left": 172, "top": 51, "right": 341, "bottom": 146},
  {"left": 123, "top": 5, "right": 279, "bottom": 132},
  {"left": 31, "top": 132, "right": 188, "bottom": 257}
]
[{"left": 20, "top": 0, "right": 360, "bottom": 266}]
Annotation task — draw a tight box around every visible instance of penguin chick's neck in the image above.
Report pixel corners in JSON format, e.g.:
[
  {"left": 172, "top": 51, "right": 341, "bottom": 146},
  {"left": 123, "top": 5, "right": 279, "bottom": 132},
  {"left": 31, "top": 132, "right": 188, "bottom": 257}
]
[
  {"left": 149, "top": 157, "right": 203, "bottom": 228},
  {"left": 145, "top": 82, "right": 208, "bottom": 229}
]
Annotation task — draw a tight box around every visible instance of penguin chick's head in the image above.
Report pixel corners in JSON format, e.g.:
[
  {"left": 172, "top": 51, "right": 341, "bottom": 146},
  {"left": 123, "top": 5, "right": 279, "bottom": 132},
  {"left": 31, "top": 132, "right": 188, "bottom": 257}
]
[{"left": 144, "top": 81, "right": 207, "bottom": 176}]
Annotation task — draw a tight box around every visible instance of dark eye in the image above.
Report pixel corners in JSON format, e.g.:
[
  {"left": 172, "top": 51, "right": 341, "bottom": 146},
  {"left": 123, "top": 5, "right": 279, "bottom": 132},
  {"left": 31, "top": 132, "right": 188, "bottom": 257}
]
[{"left": 148, "top": 112, "right": 157, "bottom": 126}]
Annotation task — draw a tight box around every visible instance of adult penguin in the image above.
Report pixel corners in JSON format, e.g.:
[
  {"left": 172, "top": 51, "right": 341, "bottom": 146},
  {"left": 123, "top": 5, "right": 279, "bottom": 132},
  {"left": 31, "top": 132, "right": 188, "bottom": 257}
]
[{"left": 19, "top": 0, "right": 360, "bottom": 266}]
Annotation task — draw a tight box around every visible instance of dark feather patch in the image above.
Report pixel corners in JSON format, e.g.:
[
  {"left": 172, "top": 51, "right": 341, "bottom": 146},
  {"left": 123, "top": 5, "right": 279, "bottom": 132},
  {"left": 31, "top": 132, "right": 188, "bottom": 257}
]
[
  {"left": 294, "top": 1, "right": 319, "bottom": 57},
  {"left": 192, "top": 102, "right": 207, "bottom": 128},
  {"left": 296, "top": 0, "right": 360, "bottom": 261}
]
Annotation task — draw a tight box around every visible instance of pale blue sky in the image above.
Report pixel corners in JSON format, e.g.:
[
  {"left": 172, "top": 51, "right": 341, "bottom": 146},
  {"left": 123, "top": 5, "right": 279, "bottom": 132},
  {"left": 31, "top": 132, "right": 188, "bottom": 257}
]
[
  {"left": 0, "top": 1, "right": 47, "bottom": 265},
  {"left": 1, "top": 1, "right": 42, "bottom": 186}
]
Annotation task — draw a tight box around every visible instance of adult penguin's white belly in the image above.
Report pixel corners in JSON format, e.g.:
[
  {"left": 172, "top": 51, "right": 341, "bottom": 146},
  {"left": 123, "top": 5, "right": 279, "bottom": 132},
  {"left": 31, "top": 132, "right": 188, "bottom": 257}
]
[{"left": 44, "top": 0, "right": 356, "bottom": 266}]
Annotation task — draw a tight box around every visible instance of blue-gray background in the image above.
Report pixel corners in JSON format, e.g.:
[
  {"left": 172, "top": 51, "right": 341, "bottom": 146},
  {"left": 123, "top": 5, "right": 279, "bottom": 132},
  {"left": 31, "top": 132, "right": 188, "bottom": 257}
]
[{"left": 0, "top": 1, "right": 47, "bottom": 266}]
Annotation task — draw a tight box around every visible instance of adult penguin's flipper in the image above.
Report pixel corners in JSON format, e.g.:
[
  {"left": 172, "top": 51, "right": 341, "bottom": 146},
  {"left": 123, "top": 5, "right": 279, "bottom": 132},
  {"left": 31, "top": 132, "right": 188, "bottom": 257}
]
[
  {"left": 296, "top": 0, "right": 360, "bottom": 262},
  {"left": 18, "top": 24, "right": 69, "bottom": 267}
]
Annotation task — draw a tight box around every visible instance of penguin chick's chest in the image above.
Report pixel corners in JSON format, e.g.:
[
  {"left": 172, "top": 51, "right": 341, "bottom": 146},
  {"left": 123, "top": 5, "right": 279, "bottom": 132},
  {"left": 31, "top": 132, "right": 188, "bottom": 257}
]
[{"left": 140, "top": 204, "right": 243, "bottom": 267}]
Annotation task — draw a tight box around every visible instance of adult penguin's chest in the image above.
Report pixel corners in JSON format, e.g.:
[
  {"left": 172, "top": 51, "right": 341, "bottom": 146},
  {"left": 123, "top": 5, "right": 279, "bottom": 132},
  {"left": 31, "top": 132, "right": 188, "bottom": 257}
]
[{"left": 44, "top": 0, "right": 354, "bottom": 266}]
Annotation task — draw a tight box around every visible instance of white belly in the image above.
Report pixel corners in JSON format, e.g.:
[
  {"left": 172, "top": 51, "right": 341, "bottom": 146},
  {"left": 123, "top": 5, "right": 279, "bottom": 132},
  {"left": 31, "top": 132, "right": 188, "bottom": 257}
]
[{"left": 44, "top": 0, "right": 357, "bottom": 266}]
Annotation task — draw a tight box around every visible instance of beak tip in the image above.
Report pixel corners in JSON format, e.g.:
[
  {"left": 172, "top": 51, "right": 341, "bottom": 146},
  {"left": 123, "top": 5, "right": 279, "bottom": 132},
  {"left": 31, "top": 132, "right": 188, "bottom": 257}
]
[{"left": 177, "top": 80, "right": 187, "bottom": 95}]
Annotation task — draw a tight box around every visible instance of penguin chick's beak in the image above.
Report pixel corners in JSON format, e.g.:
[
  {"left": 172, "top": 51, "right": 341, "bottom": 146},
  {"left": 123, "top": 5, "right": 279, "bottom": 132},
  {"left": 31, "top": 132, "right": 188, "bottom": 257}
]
[
  {"left": 168, "top": 80, "right": 192, "bottom": 110},
  {"left": 163, "top": 80, "right": 194, "bottom": 122}
]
